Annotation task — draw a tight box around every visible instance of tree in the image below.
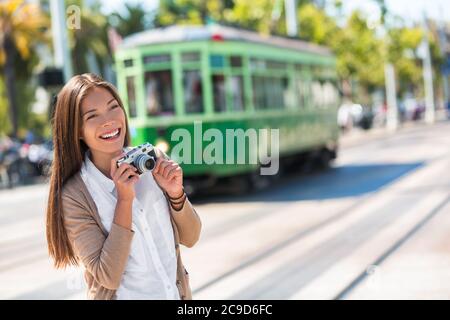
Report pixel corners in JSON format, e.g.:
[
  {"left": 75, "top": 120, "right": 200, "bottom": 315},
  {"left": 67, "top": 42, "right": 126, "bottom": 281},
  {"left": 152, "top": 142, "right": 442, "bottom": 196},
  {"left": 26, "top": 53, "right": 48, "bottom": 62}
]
[
  {"left": 156, "top": 0, "right": 233, "bottom": 27},
  {"left": 222, "top": 0, "right": 283, "bottom": 35},
  {"left": 109, "top": 2, "right": 154, "bottom": 37},
  {"left": 66, "top": 0, "right": 110, "bottom": 75},
  {"left": 0, "top": 0, "right": 49, "bottom": 137},
  {"left": 387, "top": 26, "right": 424, "bottom": 96}
]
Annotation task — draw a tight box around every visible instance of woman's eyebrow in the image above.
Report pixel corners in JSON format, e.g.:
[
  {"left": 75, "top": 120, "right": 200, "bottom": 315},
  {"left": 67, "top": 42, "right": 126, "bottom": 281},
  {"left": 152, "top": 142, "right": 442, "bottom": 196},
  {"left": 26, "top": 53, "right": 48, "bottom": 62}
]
[{"left": 83, "top": 98, "right": 116, "bottom": 117}]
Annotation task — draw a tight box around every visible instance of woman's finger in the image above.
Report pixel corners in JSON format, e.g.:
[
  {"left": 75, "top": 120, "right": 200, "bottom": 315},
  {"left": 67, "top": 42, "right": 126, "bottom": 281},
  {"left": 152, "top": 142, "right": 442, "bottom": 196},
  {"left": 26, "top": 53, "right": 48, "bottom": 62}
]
[
  {"left": 156, "top": 160, "right": 170, "bottom": 176},
  {"left": 118, "top": 167, "right": 138, "bottom": 183},
  {"left": 124, "top": 175, "right": 140, "bottom": 186},
  {"left": 110, "top": 152, "right": 126, "bottom": 177},
  {"left": 166, "top": 166, "right": 181, "bottom": 181},
  {"left": 163, "top": 161, "right": 178, "bottom": 177},
  {"left": 163, "top": 165, "right": 177, "bottom": 179},
  {"left": 153, "top": 157, "right": 162, "bottom": 174},
  {"left": 113, "top": 163, "right": 131, "bottom": 181},
  {"left": 161, "top": 162, "right": 174, "bottom": 178},
  {"left": 123, "top": 174, "right": 139, "bottom": 185}
]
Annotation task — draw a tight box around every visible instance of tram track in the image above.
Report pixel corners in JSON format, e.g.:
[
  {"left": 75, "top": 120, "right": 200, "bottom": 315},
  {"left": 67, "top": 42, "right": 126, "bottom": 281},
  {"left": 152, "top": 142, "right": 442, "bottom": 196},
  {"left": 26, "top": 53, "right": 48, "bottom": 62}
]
[
  {"left": 334, "top": 192, "right": 450, "bottom": 300},
  {"left": 193, "top": 154, "right": 449, "bottom": 297}
]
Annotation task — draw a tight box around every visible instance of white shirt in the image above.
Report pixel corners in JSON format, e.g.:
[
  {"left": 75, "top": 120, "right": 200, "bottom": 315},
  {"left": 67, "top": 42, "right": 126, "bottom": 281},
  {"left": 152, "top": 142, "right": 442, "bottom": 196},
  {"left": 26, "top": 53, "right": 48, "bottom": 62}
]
[{"left": 80, "top": 149, "right": 180, "bottom": 300}]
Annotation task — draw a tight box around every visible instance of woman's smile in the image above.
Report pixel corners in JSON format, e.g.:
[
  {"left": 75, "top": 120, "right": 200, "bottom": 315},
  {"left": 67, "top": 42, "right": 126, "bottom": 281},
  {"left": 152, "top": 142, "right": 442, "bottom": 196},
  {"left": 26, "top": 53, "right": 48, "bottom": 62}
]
[{"left": 98, "top": 127, "right": 122, "bottom": 142}]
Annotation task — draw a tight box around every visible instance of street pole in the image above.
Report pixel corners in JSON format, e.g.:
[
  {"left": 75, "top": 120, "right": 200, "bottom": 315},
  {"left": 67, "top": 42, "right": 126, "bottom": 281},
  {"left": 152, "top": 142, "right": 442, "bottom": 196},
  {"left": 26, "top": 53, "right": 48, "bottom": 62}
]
[
  {"left": 285, "top": 0, "right": 298, "bottom": 37},
  {"left": 422, "top": 17, "right": 435, "bottom": 124},
  {"left": 50, "top": 0, "right": 73, "bottom": 82},
  {"left": 385, "top": 63, "right": 398, "bottom": 131}
]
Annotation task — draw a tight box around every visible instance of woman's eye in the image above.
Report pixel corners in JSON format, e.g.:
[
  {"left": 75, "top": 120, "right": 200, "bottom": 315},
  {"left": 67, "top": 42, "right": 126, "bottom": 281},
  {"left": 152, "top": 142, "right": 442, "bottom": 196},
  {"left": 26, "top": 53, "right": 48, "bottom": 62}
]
[
  {"left": 111, "top": 104, "right": 119, "bottom": 110},
  {"left": 87, "top": 114, "right": 96, "bottom": 120}
]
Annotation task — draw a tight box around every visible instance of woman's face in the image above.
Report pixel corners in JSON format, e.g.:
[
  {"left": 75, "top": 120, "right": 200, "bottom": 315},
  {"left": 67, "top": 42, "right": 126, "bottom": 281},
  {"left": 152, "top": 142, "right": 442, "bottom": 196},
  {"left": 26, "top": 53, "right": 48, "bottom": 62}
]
[{"left": 80, "top": 87, "right": 126, "bottom": 155}]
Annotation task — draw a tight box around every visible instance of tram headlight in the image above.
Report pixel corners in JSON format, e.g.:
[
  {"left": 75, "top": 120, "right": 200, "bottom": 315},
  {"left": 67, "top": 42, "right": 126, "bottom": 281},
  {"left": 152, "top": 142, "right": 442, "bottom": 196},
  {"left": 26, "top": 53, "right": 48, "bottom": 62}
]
[{"left": 155, "top": 140, "right": 169, "bottom": 154}]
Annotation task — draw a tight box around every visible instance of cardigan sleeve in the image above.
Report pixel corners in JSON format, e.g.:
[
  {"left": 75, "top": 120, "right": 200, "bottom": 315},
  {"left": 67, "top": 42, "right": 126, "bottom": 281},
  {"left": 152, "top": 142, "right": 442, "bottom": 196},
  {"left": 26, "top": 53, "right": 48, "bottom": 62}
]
[
  {"left": 62, "top": 191, "right": 134, "bottom": 290},
  {"left": 169, "top": 198, "right": 202, "bottom": 248}
]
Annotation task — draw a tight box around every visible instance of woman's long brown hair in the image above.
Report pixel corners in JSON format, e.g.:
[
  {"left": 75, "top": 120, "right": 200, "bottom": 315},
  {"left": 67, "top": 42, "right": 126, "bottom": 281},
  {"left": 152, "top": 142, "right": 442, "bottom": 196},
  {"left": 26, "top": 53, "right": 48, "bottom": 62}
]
[{"left": 46, "top": 73, "right": 131, "bottom": 268}]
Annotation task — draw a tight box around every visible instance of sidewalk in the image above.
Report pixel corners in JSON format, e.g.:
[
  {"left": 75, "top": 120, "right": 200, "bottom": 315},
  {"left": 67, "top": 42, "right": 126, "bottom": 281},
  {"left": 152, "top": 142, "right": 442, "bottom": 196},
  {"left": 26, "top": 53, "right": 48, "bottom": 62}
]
[{"left": 339, "top": 118, "right": 449, "bottom": 149}]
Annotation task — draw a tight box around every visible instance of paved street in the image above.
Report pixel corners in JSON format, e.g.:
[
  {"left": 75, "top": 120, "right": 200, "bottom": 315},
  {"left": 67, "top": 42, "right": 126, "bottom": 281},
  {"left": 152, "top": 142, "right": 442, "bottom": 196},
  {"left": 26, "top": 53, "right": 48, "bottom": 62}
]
[{"left": 1, "top": 121, "right": 449, "bottom": 299}]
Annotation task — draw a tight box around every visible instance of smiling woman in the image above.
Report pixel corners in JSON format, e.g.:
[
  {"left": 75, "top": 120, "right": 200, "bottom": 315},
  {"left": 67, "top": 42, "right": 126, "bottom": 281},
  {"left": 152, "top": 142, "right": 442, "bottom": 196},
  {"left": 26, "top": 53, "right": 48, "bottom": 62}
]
[{"left": 46, "top": 73, "right": 201, "bottom": 300}]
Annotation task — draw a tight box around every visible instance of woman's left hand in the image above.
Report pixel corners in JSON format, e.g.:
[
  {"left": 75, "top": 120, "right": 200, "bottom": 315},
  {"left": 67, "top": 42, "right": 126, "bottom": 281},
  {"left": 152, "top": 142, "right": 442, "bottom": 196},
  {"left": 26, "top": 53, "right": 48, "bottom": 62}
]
[{"left": 152, "top": 158, "right": 184, "bottom": 198}]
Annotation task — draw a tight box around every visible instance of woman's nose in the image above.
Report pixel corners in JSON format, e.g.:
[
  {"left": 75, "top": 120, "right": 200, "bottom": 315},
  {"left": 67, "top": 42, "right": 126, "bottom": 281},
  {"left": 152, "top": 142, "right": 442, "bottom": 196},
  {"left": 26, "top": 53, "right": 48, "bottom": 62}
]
[{"left": 100, "top": 120, "right": 116, "bottom": 128}]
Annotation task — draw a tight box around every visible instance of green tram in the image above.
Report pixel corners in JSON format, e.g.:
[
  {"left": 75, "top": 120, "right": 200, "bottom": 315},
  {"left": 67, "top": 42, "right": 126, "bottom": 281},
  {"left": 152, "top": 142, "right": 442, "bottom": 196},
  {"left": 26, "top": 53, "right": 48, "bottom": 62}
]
[{"left": 115, "top": 25, "right": 340, "bottom": 193}]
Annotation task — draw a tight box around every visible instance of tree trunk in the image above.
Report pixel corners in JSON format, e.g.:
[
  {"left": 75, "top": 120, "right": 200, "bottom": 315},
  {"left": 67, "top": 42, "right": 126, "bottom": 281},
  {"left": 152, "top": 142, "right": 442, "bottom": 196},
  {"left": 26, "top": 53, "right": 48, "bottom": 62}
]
[{"left": 3, "top": 34, "right": 18, "bottom": 138}]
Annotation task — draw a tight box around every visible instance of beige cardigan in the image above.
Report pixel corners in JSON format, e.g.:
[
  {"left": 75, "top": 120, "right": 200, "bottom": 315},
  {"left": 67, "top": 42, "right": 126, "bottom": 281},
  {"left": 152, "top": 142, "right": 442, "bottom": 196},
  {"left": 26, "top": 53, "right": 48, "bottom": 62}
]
[{"left": 61, "top": 169, "right": 201, "bottom": 300}]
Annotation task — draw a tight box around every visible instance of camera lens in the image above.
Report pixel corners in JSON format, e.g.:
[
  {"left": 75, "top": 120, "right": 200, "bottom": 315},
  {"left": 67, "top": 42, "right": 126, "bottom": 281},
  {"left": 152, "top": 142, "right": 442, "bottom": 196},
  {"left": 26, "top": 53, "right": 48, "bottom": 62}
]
[
  {"left": 135, "top": 154, "right": 156, "bottom": 173},
  {"left": 144, "top": 158, "right": 156, "bottom": 170}
]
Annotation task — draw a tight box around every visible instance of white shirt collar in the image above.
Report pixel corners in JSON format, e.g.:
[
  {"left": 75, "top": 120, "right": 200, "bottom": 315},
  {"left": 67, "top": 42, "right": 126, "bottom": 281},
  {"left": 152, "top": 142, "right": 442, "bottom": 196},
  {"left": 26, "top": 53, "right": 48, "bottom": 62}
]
[{"left": 83, "top": 150, "right": 116, "bottom": 194}]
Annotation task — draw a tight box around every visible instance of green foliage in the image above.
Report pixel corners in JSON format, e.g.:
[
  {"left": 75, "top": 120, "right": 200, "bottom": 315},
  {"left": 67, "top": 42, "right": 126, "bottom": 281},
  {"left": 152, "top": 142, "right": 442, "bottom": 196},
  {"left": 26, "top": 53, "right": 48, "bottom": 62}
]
[
  {"left": 222, "top": 0, "right": 281, "bottom": 35},
  {"left": 156, "top": 0, "right": 231, "bottom": 26},
  {"left": 387, "top": 27, "right": 424, "bottom": 93},
  {"left": 67, "top": 0, "right": 110, "bottom": 75},
  {"left": 109, "top": 2, "right": 154, "bottom": 37},
  {"left": 0, "top": 76, "right": 11, "bottom": 135}
]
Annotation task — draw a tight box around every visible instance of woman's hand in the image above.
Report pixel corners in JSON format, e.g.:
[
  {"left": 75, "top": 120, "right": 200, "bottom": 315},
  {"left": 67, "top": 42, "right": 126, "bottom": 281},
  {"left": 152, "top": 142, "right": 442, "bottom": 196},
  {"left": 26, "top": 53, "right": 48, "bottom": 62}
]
[
  {"left": 152, "top": 158, "right": 184, "bottom": 198},
  {"left": 110, "top": 153, "right": 140, "bottom": 202}
]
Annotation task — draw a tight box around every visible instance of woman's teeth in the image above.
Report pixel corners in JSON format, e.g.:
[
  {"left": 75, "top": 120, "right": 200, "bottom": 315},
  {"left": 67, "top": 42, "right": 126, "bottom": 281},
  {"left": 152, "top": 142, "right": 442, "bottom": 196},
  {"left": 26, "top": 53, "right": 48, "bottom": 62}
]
[{"left": 100, "top": 129, "right": 120, "bottom": 139}]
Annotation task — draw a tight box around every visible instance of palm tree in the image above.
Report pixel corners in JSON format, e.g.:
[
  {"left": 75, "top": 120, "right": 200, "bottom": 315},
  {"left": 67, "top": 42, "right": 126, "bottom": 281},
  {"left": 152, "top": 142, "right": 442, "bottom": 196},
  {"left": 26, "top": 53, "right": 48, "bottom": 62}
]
[
  {"left": 66, "top": 0, "right": 110, "bottom": 75},
  {"left": 109, "top": 2, "right": 154, "bottom": 37},
  {"left": 0, "top": 0, "right": 49, "bottom": 138}
]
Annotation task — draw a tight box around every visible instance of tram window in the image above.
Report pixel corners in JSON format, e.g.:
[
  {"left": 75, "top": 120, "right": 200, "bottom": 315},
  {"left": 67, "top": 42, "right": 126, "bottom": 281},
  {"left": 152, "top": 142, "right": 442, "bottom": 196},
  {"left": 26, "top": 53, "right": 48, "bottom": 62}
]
[
  {"left": 145, "top": 70, "right": 175, "bottom": 116},
  {"left": 266, "top": 77, "right": 277, "bottom": 108},
  {"left": 182, "top": 52, "right": 200, "bottom": 63},
  {"left": 126, "top": 76, "right": 137, "bottom": 117},
  {"left": 295, "top": 78, "right": 308, "bottom": 108},
  {"left": 252, "top": 76, "right": 266, "bottom": 110},
  {"left": 212, "top": 74, "right": 227, "bottom": 112},
  {"left": 210, "top": 55, "right": 225, "bottom": 68},
  {"left": 323, "top": 81, "right": 339, "bottom": 107},
  {"left": 230, "top": 56, "right": 242, "bottom": 68},
  {"left": 281, "top": 77, "right": 296, "bottom": 109},
  {"left": 311, "top": 81, "right": 325, "bottom": 108},
  {"left": 143, "top": 54, "right": 170, "bottom": 65},
  {"left": 268, "top": 77, "right": 287, "bottom": 109},
  {"left": 250, "top": 58, "right": 265, "bottom": 71},
  {"left": 183, "top": 70, "right": 204, "bottom": 113},
  {"left": 124, "top": 59, "right": 133, "bottom": 68},
  {"left": 230, "top": 76, "right": 244, "bottom": 111},
  {"left": 266, "top": 60, "right": 287, "bottom": 70}
]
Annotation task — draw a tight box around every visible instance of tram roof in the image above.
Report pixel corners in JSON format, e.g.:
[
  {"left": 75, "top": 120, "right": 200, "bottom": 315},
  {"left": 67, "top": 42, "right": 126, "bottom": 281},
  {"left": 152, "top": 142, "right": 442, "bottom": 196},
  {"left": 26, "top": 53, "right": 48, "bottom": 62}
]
[{"left": 120, "top": 25, "right": 333, "bottom": 56}]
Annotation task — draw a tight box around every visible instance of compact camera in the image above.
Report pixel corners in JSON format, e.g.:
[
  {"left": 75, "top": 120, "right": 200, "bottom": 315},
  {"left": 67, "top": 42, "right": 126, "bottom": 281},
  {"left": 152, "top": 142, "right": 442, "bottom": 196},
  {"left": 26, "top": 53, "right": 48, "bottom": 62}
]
[{"left": 116, "top": 142, "right": 158, "bottom": 175}]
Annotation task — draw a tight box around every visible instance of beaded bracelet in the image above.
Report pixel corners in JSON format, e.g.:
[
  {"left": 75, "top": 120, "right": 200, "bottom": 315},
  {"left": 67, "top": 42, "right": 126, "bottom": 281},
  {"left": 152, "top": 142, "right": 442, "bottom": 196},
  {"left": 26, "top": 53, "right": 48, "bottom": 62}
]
[
  {"left": 166, "top": 191, "right": 187, "bottom": 211},
  {"left": 167, "top": 188, "right": 185, "bottom": 201}
]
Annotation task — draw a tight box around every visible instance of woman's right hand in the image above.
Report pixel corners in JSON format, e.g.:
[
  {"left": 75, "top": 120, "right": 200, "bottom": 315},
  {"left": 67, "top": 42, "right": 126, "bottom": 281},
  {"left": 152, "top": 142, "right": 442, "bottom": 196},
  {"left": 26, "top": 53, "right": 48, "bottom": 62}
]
[{"left": 110, "top": 153, "right": 140, "bottom": 202}]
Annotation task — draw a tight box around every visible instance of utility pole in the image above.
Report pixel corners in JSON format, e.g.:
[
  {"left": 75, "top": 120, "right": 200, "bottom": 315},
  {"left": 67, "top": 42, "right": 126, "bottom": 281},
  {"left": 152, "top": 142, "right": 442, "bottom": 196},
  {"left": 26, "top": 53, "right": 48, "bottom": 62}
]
[
  {"left": 385, "top": 63, "right": 398, "bottom": 131},
  {"left": 50, "top": 0, "right": 73, "bottom": 82},
  {"left": 285, "top": 0, "right": 298, "bottom": 37},
  {"left": 421, "top": 16, "right": 435, "bottom": 124}
]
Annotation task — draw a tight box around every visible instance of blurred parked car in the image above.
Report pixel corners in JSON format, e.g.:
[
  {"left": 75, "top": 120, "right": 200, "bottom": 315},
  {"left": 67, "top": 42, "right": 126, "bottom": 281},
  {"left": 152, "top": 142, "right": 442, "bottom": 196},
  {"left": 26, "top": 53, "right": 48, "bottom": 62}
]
[{"left": 338, "top": 102, "right": 374, "bottom": 131}]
